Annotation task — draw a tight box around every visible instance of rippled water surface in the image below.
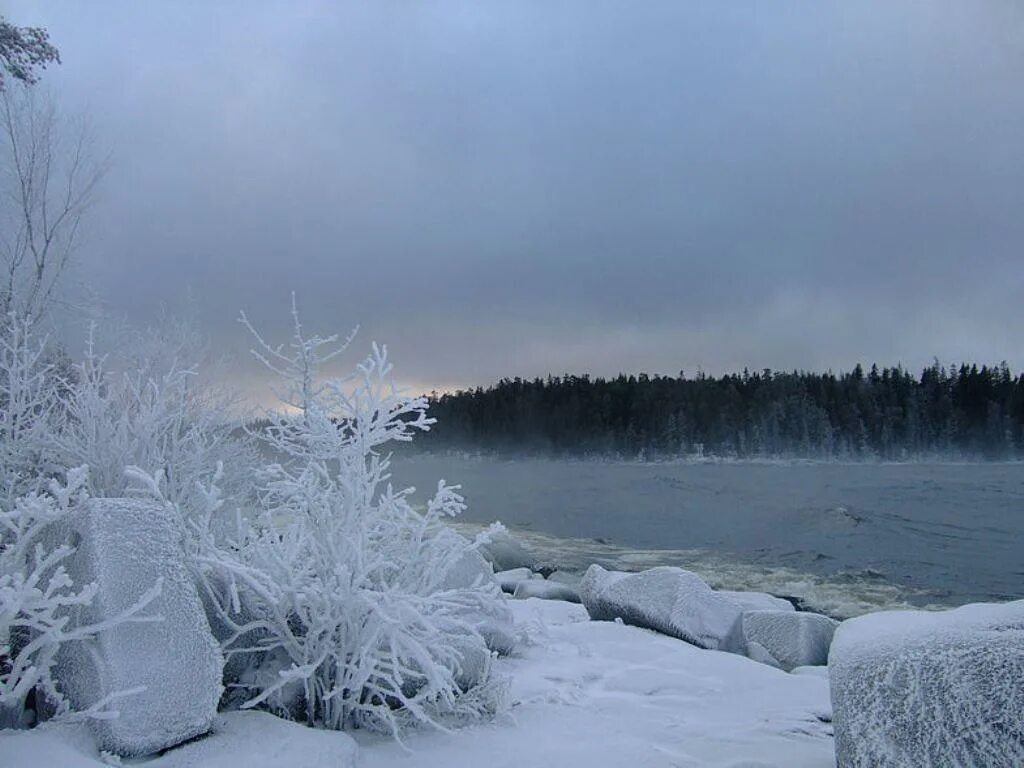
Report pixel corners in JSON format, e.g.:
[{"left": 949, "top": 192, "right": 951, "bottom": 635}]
[{"left": 395, "top": 456, "right": 1024, "bottom": 617}]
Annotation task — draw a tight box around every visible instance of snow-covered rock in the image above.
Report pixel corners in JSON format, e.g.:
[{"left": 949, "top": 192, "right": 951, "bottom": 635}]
[
  {"left": 719, "top": 590, "right": 795, "bottom": 613},
  {"left": 546, "top": 570, "right": 582, "bottom": 589},
  {"left": 477, "top": 528, "right": 537, "bottom": 571},
  {"left": 494, "top": 567, "right": 537, "bottom": 593},
  {"left": 829, "top": 599, "right": 1024, "bottom": 767},
  {"left": 512, "top": 580, "right": 581, "bottom": 603},
  {"left": 579, "top": 564, "right": 745, "bottom": 651},
  {"left": 438, "top": 544, "right": 497, "bottom": 591},
  {"left": 52, "top": 498, "right": 223, "bottom": 757},
  {"left": 741, "top": 610, "right": 837, "bottom": 670}
]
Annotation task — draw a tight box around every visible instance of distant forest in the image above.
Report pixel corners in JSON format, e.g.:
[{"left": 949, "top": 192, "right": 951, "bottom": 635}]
[{"left": 416, "top": 362, "right": 1024, "bottom": 460}]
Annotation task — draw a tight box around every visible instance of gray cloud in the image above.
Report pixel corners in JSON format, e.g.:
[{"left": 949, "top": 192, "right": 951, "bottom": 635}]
[{"left": 10, "top": 1, "right": 1024, "bottom": 399}]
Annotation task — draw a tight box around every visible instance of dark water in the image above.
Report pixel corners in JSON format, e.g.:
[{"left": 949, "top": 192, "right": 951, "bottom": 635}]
[{"left": 395, "top": 455, "right": 1024, "bottom": 617}]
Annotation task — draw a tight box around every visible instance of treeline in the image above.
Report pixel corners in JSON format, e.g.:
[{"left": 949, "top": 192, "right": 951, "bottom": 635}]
[{"left": 417, "top": 362, "right": 1024, "bottom": 460}]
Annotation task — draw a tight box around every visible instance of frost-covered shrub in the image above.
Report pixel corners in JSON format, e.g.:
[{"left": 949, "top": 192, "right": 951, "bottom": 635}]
[
  {"left": 53, "top": 321, "right": 257, "bottom": 533},
  {"left": 195, "top": 301, "right": 509, "bottom": 734},
  {"left": 0, "top": 466, "right": 161, "bottom": 728},
  {"left": 0, "top": 315, "right": 65, "bottom": 508}
]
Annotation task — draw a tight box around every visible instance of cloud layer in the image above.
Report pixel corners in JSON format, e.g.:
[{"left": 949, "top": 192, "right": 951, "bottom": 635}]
[{"left": 11, "top": 1, "right": 1024, "bottom": 398}]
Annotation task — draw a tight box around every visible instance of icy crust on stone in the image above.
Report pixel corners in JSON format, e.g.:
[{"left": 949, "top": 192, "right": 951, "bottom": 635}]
[
  {"left": 476, "top": 527, "right": 537, "bottom": 572},
  {"left": 719, "top": 590, "right": 796, "bottom": 613},
  {"left": 512, "top": 580, "right": 581, "bottom": 603},
  {"left": 53, "top": 498, "right": 223, "bottom": 757},
  {"left": 579, "top": 564, "right": 745, "bottom": 651},
  {"left": 494, "top": 567, "right": 537, "bottom": 593},
  {"left": 829, "top": 599, "right": 1024, "bottom": 767},
  {"left": 741, "top": 610, "right": 837, "bottom": 670}
]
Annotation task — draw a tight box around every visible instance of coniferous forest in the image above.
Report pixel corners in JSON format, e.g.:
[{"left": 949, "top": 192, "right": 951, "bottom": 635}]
[{"left": 418, "top": 362, "right": 1024, "bottom": 460}]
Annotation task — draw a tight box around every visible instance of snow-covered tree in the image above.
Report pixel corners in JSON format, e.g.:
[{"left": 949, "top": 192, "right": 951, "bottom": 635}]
[{"left": 186, "top": 299, "right": 508, "bottom": 734}]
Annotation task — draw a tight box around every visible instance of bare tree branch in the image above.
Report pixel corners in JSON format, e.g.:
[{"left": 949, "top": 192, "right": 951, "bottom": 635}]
[{"left": 0, "top": 86, "right": 107, "bottom": 326}]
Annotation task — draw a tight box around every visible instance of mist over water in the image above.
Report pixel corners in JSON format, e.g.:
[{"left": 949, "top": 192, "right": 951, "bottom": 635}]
[{"left": 395, "top": 455, "right": 1024, "bottom": 618}]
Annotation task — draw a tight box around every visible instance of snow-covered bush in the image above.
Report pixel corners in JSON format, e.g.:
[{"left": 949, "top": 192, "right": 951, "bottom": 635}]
[
  {"left": 0, "top": 466, "right": 161, "bottom": 728},
  {"left": 53, "top": 320, "right": 257, "bottom": 534},
  {"left": 191, "top": 300, "right": 508, "bottom": 735},
  {"left": 0, "top": 315, "right": 65, "bottom": 508}
]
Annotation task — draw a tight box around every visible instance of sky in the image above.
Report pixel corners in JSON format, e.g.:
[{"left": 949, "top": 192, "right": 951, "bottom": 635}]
[{"left": 7, "top": 1, "right": 1024, "bottom": 402}]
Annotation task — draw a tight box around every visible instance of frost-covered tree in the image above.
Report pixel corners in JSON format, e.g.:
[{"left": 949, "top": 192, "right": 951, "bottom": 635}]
[{"left": 182, "top": 299, "right": 508, "bottom": 735}]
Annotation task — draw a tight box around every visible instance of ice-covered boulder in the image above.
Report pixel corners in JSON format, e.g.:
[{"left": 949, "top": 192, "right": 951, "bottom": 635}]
[
  {"left": 718, "top": 590, "right": 795, "bottom": 613},
  {"left": 438, "top": 545, "right": 497, "bottom": 591},
  {"left": 52, "top": 498, "right": 223, "bottom": 757},
  {"left": 829, "top": 600, "right": 1024, "bottom": 767},
  {"left": 494, "top": 567, "right": 538, "bottom": 594},
  {"left": 477, "top": 527, "right": 537, "bottom": 571},
  {"left": 512, "top": 580, "right": 581, "bottom": 603},
  {"left": 741, "top": 610, "right": 837, "bottom": 670},
  {"left": 579, "top": 565, "right": 745, "bottom": 651}
]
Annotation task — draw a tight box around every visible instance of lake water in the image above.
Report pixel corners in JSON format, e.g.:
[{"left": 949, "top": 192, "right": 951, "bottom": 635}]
[{"left": 394, "top": 455, "right": 1024, "bottom": 618}]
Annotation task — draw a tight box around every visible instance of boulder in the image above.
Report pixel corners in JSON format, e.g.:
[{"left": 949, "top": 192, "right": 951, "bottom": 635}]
[
  {"left": 741, "top": 610, "right": 837, "bottom": 670},
  {"left": 52, "top": 498, "right": 223, "bottom": 757},
  {"left": 718, "top": 590, "right": 795, "bottom": 613},
  {"left": 438, "top": 545, "right": 497, "bottom": 591},
  {"left": 579, "top": 565, "right": 744, "bottom": 651},
  {"left": 494, "top": 567, "right": 537, "bottom": 594},
  {"left": 477, "top": 528, "right": 537, "bottom": 571},
  {"left": 829, "top": 600, "right": 1024, "bottom": 767},
  {"left": 512, "top": 580, "right": 581, "bottom": 603}
]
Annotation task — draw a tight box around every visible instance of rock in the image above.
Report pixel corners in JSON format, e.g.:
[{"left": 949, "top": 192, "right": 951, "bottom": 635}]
[
  {"left": 52, "top": 498, "right": 223, "bottom": 757},
  {"left": 741, "top": 610, "right": 837, "bottom": 670},
  {"left": 494, "top": 567, "right": 536, "bottom": 594},
  {"left": 579, "top": 565, "right": 744, "bottom": 651},
  {"left": 438, "top": 544, "right": 497, "bottom": 591},
  {"left": 477, "top": 528, "right": 537, "bottom": 571},
  {"left": 547, "top": 570, "right": 582, "bottom": 589},
  {"left": 718, "top": 590, "right": 795, "bottom": 613},
  {"left": 512, "top": 580, "right": 581, "bottom": 603},
  {"left": 829, "top": 600, "right": 1024, "bottom": 767}
]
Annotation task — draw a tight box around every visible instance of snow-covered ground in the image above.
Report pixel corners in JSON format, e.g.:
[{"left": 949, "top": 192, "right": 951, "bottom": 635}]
[{"left": 4, "top": 598, "right": 834, "bottom": 767}]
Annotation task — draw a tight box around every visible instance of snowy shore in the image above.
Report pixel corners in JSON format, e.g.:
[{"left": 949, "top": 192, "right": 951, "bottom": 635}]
[{"left": 3, "top": 598, "right": 835, "bottom": 768}]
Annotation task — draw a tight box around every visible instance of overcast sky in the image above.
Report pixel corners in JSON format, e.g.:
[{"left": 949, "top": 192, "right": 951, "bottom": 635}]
[{"left": 9, "top": 1, "right": 1024, "bottom": 400}]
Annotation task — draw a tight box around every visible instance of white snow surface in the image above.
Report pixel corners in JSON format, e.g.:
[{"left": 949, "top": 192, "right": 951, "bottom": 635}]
[
  {"left": 580, "top": 564, "right": 747, "bottom": 651},
  {"left": 4, "top": 598, "right": 834, "bottom": 768},
  {"left": 742, "top": 610, "right": 837, "bottom": 670},
  {"left": 52, "top": 497, "right": 223, "bottom": 756},
  {"left": 829, "top": 599, "right": 1024, "bottom": 766}
]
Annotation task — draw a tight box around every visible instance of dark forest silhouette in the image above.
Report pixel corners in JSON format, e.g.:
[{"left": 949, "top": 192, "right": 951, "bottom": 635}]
[{"left": 416, "top": 361, "right": 1024, "bottom": 460}]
